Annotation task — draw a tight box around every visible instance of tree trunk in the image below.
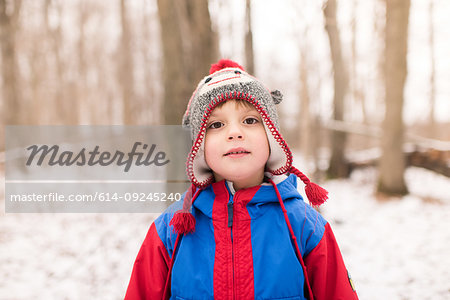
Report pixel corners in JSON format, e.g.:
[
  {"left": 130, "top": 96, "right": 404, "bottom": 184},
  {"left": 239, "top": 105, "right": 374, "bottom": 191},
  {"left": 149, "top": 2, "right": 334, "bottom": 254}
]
[
  {"left": 45, "top": 0, "right": 77, "bottom": 125},
  {"left": 186, "top": 0, "right": 218, "bottom": 83},
  {"left": 140, "top": 0, "right": 159, "bottom": 124},
  {"left": 350, "top": 0, "right": 367, "bottom": 123},
  {"left": 119, "top": 0, "right": 135, "bottom": 124},
  {"left": 428, "top": 0, "right": 436, "bottom": 135},
  {"left": 324, "top": 0, "right": 349, "bottom": 178},
  {"left": 77, "top": 0, "right": 89, "bottom": 124},
  {"left": 157, "top": 0, "right": 217, "bottom": 125},
  {"left": 377, "top": 0, "right": 410, "bottom": 196},
  {"left": 299, "top": 46, "right": 312, "bottom": 164},
  {"left": 244, "top": 0, "right": 254, "bottom": 74},
  {"left": 374, "top": 0, "right": 386, "bottom": 124},
  {"left": 157, "top": 0, "right": 189, "bottom": 124},
  {"left": 0, "top": 0, "right": 22, "bottom": 128}
]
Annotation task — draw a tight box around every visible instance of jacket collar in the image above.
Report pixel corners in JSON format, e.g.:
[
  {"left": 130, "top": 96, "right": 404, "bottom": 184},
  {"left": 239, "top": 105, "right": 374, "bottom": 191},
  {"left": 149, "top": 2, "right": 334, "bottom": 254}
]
[{"left": 192, "top": 174, "right": 302, "bottom": 218}]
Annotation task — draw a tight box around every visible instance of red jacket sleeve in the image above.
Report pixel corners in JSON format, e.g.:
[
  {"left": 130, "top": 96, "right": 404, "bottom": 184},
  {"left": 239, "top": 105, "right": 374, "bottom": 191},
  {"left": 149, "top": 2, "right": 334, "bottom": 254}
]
[
  {"left": 125, "top": 223, "right": 171, "bottom": 300},
  {"left": 304, "top": 223, "right": 358, "bottom": 300}
]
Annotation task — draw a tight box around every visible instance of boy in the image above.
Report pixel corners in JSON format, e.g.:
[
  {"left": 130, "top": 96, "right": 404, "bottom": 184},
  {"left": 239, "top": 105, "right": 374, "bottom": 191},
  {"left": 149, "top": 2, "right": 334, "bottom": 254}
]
[{"left": 125, "top": 59, "right": 358, "bottom": 299}]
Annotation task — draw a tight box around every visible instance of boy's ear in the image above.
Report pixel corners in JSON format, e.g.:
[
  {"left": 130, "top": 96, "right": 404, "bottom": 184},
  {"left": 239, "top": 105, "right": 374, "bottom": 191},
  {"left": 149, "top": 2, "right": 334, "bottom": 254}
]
[{"left": 270, "top": 90, "right": 283, "bottom": 104}]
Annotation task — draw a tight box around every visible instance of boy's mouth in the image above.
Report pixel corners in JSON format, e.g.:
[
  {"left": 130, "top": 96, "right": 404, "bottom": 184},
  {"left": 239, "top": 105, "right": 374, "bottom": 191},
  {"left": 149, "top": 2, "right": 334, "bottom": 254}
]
[{"left": 224, "top": 147, "right": 250, "bottom": 157}]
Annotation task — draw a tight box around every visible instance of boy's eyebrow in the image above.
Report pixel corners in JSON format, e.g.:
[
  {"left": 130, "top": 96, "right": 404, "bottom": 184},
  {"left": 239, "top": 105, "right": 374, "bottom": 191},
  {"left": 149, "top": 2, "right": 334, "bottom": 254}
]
[
  {"left": 244, "top": 108, "right": 262, "bottom": 117},
  {"left": 243, "top": 107, "right": 257, "bottom": 113},
  {"left": 209, "top": 111, "right": 220, "bottom": 118}
]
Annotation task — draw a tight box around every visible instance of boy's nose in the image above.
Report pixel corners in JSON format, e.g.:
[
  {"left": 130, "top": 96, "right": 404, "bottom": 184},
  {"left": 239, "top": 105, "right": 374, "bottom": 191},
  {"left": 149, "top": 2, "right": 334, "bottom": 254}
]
[
  {"left": 227, "top": 124, "right": 244, "bottom": 140},
  {"left": 228, "top": 133, "right": 243, "bottom": 140}
]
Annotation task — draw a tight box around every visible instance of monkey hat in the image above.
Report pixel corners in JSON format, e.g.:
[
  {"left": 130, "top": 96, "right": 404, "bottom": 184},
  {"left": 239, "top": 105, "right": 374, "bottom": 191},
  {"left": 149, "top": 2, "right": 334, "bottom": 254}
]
[{"left": 170, "top": 59, "right": 328, "bottom": 234}]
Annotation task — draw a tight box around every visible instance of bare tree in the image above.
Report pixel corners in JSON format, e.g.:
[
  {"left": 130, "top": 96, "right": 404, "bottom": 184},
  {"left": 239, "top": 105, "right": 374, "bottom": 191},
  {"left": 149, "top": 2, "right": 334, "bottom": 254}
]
[
  {"left": 296, "top": 20, "right": 318, "bottom": 174},
  {"left": 118, "top": 0, "right": 136, "bottom": 124},
  {"left": 377, "top": 0, "right": 410, "bottom": 196},
  {"left": 244, "top": 0, "right": 254, "bottom": 74},
  {"left": 428, "top": 0, "right": 436, "bottom": 135},
  {"left": 157, "top": 0, "right": 217, "bottom": 124},
  {"left": 373, "top": 0, "right": 386, "bottom": 124},
  {"left": 45, "top": 0, "right": 78, "bottom": 124},
  {"left": 298, "top": 44, "right": 323, "bottom": 182},
  {"left": 29, "top": 40, "right": 44, "bottom": 124},
  {"left": 185, "top": 0, "right": 218, "bottom": 83},
  {"left": 157, "top": 0, "right": 190, "bottom": 124},
  {"left": 1, "top": 0, "right": 22, "bottom": 129},
  {"left": 140, "top": 0, "right": 160, "bottom": 124},
  {"left": 323, "top": 0, "right": 349, "bottom": 178},
  {"left": 350, "top": 0, "right": 366, "bottom": 123},
  {"left": 77, "top": 0, "right": 89, "bottom": 124}
]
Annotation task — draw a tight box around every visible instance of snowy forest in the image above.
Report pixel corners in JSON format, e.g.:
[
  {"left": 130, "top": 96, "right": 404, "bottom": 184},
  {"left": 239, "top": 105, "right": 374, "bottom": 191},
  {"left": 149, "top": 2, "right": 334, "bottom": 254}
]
[{"left": 1, "top": 0, "right": 450, "bottom": 299}]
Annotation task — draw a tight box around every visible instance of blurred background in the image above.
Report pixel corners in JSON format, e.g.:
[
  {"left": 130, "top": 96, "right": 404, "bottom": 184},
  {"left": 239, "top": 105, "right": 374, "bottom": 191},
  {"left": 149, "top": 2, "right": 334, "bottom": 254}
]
[
  {"left": 1, "top": 0, "right": 450, "bottom": 299},
  {"left": 1, "top": 0, "right": 449, "bottom": 191}
]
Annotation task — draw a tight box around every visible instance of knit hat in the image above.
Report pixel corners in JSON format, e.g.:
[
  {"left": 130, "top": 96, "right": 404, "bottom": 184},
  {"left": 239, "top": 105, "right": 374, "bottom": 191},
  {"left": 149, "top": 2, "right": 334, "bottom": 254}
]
[
  {"left": 183, "top": 59, "right": 291, "bottom": 187},
  {"left": 170, "top": 59, "right": 328, "bottom": 234}
]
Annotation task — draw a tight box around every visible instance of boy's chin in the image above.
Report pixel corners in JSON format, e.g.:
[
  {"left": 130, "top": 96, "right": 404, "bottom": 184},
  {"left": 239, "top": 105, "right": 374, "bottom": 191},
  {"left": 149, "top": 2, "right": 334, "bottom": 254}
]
[{"left": 213, "top": 173, "right": 265, "bottom": 190}]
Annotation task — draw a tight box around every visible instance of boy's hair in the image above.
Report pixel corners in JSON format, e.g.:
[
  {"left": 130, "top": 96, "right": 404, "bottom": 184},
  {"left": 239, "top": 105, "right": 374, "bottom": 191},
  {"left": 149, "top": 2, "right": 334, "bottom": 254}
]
[
  {"left": 214, "top": 98, "right": 255, "bottom": 110},
  {"left": 170, "top": 59, "right": 328, "bottom": 235}
]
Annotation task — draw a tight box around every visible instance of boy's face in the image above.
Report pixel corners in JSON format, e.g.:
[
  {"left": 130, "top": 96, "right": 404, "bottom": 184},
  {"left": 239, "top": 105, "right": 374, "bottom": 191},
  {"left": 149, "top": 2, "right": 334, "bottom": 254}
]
[{"left": 204, "top": 100, "right": 270, "bottom": 190}]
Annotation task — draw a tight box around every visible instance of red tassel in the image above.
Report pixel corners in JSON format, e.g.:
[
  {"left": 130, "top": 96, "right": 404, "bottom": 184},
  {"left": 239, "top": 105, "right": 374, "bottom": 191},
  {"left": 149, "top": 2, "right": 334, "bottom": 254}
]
[
  {"left": 170, "top": 211, "right": 196, "bottom": 234},
  {"left": 289, "top": 166, "right": 328, "bottom": 207},
  {"left": 305, "top": 182, "right": 328, "bottom": 207}
]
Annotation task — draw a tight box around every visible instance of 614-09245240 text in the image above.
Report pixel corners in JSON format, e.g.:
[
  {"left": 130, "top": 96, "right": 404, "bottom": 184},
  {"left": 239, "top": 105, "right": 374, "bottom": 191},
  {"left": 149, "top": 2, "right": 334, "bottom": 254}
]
[{"left": 9, "top": 192, "right": 183, "bottom": 203}]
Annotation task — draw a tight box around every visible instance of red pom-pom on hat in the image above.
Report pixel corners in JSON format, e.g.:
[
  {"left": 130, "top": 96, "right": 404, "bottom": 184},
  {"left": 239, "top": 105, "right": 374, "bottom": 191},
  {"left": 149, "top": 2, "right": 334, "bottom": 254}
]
[{"left": 209, "top": 59, "right": 245, "bottom": 74}]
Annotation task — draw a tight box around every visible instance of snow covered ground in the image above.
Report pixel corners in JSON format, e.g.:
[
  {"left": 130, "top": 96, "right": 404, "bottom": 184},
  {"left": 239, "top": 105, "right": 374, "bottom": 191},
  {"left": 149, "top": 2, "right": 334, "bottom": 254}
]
[
  {"left": 1, "top": 166, "right": 449, "bottom": 299},
  {"left": 321, "top": 167, "right": 450, "bottom": 300}
]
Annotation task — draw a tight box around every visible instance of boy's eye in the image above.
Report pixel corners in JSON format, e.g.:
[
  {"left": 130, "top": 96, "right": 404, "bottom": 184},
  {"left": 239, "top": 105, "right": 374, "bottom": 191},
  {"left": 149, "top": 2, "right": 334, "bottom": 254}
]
[
  {"left": 243, "top": 117, "right": 259, "bottom": 125},
  {"left": 208, "top": 121, "right": 223, "bottom": 129}
]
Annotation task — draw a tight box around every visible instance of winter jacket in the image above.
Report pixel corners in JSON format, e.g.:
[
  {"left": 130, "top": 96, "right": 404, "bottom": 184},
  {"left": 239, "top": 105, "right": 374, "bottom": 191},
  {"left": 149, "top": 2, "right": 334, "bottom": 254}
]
[{"left": 125, "top": 174, "right": 358, "bottom": 300}]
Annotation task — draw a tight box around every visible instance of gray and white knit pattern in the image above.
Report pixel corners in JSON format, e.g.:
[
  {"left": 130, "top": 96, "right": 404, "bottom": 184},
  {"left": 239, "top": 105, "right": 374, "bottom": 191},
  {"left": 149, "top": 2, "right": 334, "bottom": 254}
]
[
  {"left": 182, "top": 67, "right": 292, "bottom": 186},
  {"left": 184, "top": 81, "right": 280, "bottom": 140}
]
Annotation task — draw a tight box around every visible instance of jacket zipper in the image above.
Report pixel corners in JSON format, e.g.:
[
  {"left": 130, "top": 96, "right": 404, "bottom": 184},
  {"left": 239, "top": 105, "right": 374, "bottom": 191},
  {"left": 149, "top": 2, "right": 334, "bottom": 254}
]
[
  {"left": 227, "top": 201, "right": 233, "bottom": 228},
  {"left": 227, "top": 194, "right": 236, "bottom": 300}
]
